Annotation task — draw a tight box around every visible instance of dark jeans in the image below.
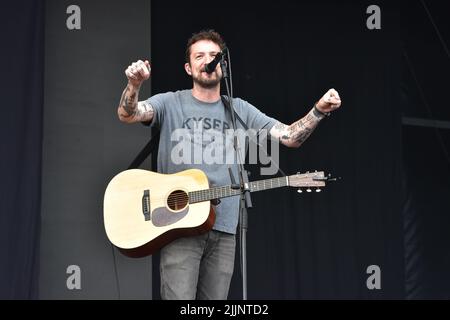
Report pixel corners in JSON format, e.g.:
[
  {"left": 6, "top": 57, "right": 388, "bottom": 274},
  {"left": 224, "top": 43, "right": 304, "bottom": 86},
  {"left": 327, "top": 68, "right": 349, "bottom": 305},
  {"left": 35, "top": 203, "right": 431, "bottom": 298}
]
[{"left": 160, "top": 230, "right": 236, "bottom": 300}]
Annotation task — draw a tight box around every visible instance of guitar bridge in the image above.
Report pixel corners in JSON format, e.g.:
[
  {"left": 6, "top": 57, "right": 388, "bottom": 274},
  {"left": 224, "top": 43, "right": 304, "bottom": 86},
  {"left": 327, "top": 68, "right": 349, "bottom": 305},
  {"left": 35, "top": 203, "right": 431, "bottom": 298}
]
[{"left": 142, "top": 189, "right": 151, "bottom": 221}]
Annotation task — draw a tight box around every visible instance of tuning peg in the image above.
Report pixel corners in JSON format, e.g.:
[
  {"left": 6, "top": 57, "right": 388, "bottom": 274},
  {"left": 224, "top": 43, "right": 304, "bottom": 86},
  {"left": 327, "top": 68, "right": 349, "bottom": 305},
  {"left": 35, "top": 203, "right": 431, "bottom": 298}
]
[
  {"left": 297, "top": 189, "right": 303, "bottom": 193},
  {"left": 316, "top": 188, "right": 321, "bottom": 193},
  {"left": 306, "top": 188, "right": 312, "bottom": 193}
]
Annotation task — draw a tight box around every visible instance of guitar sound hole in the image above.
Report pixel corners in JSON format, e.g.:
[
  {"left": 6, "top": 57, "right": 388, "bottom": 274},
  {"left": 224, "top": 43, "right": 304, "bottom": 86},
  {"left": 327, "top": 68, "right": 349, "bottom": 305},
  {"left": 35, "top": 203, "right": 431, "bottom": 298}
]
[{"left": 167, "top": 190, "right": 189, "bottom": 211}]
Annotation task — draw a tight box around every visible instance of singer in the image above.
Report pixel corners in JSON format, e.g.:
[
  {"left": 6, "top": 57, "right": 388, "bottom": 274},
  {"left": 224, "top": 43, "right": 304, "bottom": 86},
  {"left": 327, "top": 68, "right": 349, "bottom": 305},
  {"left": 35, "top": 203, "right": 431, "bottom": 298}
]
[{"left": 116, "top": 29, "right": 342, "bottom": 300}]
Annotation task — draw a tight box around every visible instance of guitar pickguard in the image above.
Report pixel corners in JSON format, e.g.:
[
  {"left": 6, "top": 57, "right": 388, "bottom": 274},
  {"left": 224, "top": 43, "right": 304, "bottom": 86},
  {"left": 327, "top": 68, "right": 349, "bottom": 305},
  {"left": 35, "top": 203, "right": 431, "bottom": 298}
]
[{"left": 151, "top": 206, "right": 189, "bottom": 227}]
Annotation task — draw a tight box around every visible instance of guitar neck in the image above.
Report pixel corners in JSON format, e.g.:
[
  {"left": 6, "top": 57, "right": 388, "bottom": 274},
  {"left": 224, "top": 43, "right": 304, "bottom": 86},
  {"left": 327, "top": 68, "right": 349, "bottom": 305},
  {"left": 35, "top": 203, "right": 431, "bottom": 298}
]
[{"left": 189, "top": 176, "right": 289, "bottom": 204}]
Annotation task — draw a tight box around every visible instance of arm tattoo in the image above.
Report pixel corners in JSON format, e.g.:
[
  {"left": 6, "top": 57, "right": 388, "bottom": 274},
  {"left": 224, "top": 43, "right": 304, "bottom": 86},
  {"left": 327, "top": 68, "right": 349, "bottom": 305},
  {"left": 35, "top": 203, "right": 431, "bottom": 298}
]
[
  {"left": 119, "top": 85, "right": 138, "bottom": 118},
  {"left": 123, "top": 92, "right": 137, "bottom": 116},
  {"left": 278, "top": 110, "right": 322, "bottom": 147},
  {"left": 291, "top": 127, "right": 313, "bottom": 144},
  {"left": 134, "top": 101, "right": 154, "bottom": 122},
  {"left": 118, "top": 85, "right": 154, "bottom": 122},
  {"left": 273, "top": 122, "right": 287, "bottom": 130},
  {"left": 271, "top": 122, "right": 291, "bottom": 141}
]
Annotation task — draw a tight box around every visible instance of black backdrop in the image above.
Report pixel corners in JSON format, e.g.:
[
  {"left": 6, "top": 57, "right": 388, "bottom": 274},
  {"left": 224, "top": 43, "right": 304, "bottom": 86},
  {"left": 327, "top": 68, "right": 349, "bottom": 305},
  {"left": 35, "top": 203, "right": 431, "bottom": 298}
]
[
  {"left": 401, "top": 1, "right": 450, "bottom": 299},
  {"left": 1, "top": 0, "right": 449, "bottom": 300}
]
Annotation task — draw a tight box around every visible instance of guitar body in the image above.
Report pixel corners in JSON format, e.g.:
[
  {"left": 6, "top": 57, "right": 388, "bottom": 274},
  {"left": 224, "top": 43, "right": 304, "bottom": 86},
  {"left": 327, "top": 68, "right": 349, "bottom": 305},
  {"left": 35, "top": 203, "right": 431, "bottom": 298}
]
[
  {"left": 103, "top": 169, "right": 215, "bottom": 257},
  {"left": 104, "top": 167, "right": 327, "bottom": 258}
]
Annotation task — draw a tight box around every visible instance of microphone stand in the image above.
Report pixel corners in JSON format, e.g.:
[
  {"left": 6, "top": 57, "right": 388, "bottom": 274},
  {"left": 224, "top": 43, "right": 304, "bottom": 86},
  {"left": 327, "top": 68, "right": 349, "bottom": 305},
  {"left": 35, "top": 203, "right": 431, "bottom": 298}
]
[{"left": 219, "top": 49, "right": 252, "bottom": 300}]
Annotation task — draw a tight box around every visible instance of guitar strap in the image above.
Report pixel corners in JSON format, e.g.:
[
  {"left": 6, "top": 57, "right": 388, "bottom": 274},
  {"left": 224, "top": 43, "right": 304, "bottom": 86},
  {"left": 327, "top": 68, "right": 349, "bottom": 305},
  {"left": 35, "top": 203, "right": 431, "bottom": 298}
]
[{"left": 127, "top": 95, "right": 247, "bottom": 169}]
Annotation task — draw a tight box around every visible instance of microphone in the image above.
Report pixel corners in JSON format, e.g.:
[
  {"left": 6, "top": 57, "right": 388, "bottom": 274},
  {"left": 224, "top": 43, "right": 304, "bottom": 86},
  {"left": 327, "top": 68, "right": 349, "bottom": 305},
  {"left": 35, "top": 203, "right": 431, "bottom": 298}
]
[{"left": 204, "top": 49, "right": 226, "bottom": 74}]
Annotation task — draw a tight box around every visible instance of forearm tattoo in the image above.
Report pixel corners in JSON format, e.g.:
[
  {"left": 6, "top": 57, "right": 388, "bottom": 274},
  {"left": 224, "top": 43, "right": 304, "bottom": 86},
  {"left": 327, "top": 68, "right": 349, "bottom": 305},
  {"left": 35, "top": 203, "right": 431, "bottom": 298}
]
[
  {"left": 278, "top": 109, "right": 322, "bottom": 146},
  {"left": 118, "top": 85, "right": 154, "bottom": 122},
  {"left": 119, "top": 85, "right": 138, "bottom": 118}
]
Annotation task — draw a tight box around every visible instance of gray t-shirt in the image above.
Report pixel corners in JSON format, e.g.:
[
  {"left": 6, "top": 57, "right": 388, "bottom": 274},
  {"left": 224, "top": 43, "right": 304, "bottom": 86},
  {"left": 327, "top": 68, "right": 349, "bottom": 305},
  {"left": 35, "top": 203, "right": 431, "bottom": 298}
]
[{"left": 147, "top": 89, "right": 277, "bottom": 234}]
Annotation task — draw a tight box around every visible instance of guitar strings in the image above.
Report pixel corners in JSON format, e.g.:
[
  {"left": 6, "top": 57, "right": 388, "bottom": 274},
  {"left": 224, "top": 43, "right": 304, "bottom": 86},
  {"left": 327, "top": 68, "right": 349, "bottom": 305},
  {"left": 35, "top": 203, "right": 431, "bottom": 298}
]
[
  {"left": 150, "top": 180, "right": 287, "bottom": 202},
  {"left": 144, "top": 178, "right": 290, "bottom": 205},
  {"left": 135, "top": 177, "right": 315, "bottom": 207}
]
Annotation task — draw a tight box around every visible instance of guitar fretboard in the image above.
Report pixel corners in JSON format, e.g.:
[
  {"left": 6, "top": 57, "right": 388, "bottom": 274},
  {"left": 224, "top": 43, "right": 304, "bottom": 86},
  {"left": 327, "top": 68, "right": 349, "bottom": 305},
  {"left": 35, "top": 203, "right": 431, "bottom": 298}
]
[{"left": 189, "top": 176, "right": 289, "bottom": 204}]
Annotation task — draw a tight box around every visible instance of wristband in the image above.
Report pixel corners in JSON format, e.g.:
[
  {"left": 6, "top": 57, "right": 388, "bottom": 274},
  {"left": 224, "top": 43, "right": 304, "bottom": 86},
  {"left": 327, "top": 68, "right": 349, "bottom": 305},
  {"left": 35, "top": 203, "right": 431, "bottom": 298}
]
[{"left": 313, "top": 103, "right": 330, "bottom": 118}]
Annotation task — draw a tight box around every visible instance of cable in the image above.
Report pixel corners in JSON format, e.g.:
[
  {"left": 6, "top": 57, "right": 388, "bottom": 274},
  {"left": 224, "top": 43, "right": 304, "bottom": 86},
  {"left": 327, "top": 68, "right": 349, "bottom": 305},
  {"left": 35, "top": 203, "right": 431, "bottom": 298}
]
[
  {"left": 224, "top": 47, "right": 288, "bottom": 177},
  {"left": 420, "top": 0, "right": 450, "bottom": 61},
  {"left": 224, "top": 47, "right": 292, "bottom": 300},
  {"left": 110, "top": 243, "right": 121, "bottom": 299},
  {"left": 227, "top": 48, "right": 234, "bottom": 99}
]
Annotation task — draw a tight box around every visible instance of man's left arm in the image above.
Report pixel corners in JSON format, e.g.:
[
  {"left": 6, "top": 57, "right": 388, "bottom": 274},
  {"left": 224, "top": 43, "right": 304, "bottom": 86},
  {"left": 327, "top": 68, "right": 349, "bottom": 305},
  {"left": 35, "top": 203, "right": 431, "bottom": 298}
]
[{"left": 270, "top": 88, "right": 342, "bottom": 148}]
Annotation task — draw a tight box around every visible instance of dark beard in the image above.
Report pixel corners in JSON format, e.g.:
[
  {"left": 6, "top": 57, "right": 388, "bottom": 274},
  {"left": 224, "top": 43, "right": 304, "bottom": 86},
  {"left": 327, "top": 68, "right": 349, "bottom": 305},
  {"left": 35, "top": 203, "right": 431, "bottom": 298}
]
[{"left": 192, "top": 72, "right": 221, "bottom": 89}]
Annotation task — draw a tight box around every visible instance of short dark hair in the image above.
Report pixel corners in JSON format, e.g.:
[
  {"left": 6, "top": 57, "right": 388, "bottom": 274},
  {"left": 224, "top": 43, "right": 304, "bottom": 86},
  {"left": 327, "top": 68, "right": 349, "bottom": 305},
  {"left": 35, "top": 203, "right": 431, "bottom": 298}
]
[{"left": 185, "top": 29, "right": 226, "bottom": 63}]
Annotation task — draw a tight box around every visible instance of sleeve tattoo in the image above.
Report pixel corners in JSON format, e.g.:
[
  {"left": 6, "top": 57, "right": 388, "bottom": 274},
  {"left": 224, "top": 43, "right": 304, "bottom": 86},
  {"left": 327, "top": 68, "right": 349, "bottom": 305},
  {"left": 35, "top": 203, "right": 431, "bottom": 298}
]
[
  {"left": 272, "top": 110, "right": 322, "bottom": 147},
  {"left": 118, "top": 86, "right": 154, "bottom": 122}
]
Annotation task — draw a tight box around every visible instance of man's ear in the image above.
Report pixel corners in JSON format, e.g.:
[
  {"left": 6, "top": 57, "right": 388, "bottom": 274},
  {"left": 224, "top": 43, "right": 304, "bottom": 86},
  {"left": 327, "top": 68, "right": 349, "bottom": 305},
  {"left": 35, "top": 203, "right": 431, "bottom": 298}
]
[{"left": 184, "top": 63, "right": 192, "bottom": 76}]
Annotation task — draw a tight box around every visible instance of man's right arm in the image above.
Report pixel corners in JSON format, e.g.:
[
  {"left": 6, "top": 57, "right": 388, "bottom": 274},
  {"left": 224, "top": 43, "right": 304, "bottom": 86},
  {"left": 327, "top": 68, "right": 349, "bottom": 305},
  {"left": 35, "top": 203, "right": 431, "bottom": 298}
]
[
  {"left": 117, "top": 83, "right": 154, "bottom": 123},
  {"left": 117, "top": 59, "right": 153, "bottom": 123}
]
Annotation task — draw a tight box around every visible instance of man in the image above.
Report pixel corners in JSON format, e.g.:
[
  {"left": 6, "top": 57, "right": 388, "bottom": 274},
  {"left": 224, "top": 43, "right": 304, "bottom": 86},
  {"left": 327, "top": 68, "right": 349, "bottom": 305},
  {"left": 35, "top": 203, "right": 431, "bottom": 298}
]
[{"left": 117, "top": 30, "right": 341, "bottom": 300}]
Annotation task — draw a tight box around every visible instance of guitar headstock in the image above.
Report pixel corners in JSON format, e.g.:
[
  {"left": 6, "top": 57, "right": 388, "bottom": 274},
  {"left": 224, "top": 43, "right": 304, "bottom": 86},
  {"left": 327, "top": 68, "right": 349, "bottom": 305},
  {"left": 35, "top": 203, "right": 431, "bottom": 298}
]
[{"left": 288, "top": 171, "right": 327, "bottom": 193}]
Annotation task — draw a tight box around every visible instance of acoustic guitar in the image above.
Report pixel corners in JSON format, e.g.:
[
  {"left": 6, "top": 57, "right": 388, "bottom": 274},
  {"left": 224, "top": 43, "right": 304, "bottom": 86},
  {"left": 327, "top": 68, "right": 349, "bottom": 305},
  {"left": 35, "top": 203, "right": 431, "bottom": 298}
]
[{"left": 103, "top": 168, "right": 328, "bottom": 257}]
